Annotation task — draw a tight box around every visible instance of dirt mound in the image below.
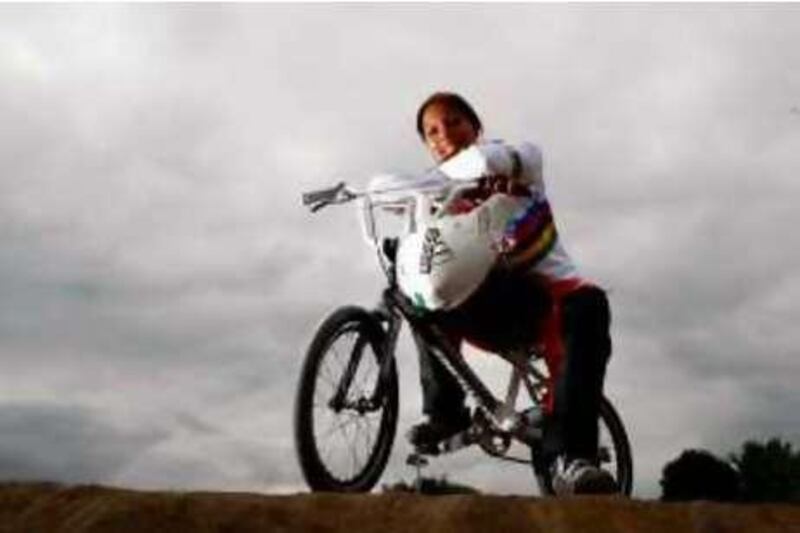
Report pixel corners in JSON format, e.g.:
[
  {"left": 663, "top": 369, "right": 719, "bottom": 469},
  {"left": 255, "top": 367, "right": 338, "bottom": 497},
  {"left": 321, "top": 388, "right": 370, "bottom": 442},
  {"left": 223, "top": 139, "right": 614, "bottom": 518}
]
[{"left": 1, "top": 482, "right": 798, "bottom": 533}]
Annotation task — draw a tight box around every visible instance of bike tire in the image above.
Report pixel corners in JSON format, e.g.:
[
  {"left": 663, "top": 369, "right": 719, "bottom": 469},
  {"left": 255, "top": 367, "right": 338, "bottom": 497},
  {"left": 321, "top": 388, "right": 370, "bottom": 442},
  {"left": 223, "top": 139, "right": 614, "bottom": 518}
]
[
  {"left": 532, "top": 396, "right": 634, "bottom": 496},
  {"left": 294, "top": 306, "right": 399, "bottom": 492}
]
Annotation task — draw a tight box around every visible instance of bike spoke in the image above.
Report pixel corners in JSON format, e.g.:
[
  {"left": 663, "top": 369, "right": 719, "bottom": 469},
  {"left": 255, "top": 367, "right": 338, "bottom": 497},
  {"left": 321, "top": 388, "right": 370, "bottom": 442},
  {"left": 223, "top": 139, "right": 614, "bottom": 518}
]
[
  {"left": 317, "top": 362, "right": 337, "bottom": 391},
  {"left": 312, "top": 376, "right": 336, "bottom": 410},
  {"left": 315, "top": 339, "right": 361, "bottom": 404},
  {"left": 329, "top": 343, "right": 346, "bottom": 376},
  {"left": 354, "top": 357, "right": 378, "bottom": 396},
  {"left": 313, "top": 403, "right": 384, "bottom": 483},
  {"left": 331, "top": 329, "right": 358, "bottom": 371},
  {"left": 320, "top": 437, "right": 335, "bottom": 470},
  {"left": 317, "top": 421, "right": 353, "bottom": 479},
  {"left": 357, "top": 414, "right": 377, "bottom": 462},
  {"left": 318, "top": 412, "right": 360, "bottom": 439},
  {"left": 351, "top": 414, "right": 369, "bottom": 463},
  {"left": 348, "top": 421, "right": 361, "bottom": 478}
]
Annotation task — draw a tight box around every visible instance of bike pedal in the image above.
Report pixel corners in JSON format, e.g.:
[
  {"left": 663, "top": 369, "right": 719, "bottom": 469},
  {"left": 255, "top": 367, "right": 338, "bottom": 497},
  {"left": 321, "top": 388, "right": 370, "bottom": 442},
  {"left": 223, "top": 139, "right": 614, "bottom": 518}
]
[
  {"left": 440, "top": 427, "right": 477, "bottom": 454},
  {"left": 406, "top": 452, "right": 430, "bottom": 467},
  {"left": 411, "top": 442, "right": 441, "bottom": 456}
]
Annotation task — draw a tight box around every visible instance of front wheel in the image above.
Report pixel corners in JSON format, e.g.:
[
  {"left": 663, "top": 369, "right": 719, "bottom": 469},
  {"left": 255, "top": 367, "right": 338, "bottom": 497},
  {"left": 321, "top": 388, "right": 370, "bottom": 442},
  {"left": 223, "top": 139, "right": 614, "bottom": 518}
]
[
  {"left": 532, "top": 396, "right": 633, "bottom": 496},
  {"left": 294, "top": 306, "right": 399, "bottom": 492}
]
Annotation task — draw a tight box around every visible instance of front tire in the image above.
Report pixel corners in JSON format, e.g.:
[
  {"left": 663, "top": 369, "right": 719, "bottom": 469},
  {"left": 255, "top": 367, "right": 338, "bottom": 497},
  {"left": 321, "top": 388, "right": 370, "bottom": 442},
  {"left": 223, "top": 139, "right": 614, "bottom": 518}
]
[{"left": 294, "top": 306, "right": 399, "bottom": 492}]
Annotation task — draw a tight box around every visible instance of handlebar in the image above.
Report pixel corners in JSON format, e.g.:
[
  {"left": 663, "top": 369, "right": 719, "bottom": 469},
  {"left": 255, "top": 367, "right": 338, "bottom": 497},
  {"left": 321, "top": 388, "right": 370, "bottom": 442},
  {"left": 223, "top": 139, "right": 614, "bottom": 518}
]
[
  {"left": 300, "top": 176, "right": 493, "bottom": 284},
  {"left": 300, "top": 176, "right": 486, "bottom": 214},
  {"left": 301, "top": 182, "right": 358, "bottom": 212}
]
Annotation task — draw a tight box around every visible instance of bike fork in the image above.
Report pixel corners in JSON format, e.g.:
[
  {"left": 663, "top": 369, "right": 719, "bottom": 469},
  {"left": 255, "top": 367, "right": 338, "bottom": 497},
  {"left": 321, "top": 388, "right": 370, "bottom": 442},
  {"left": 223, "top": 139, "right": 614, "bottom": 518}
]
[
  {"left": 329, "top": 305, "right": 401, "bottom": 412},
  {"left": 369, "top": 304, "right": 402, "bottom": 407}
]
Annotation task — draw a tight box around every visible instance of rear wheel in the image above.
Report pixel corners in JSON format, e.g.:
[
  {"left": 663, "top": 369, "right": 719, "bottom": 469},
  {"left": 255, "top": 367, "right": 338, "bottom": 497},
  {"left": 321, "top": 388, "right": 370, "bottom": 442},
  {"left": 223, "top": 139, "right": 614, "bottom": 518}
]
[
  {"left": 294, "top": 307, "right": 399, "bottom": 492},
  {"left": 532, "top": 396, "right": 633, "bottom": 496}
]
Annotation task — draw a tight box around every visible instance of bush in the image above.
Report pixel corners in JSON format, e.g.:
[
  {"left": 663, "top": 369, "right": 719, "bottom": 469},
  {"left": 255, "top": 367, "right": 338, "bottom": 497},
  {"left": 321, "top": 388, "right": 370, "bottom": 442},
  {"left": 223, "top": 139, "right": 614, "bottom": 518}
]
[
  {"left": 382, "top": 475, "right": 480, "bottom": 495},
  {"left": 660, "top": 449, "right": 741, "bottom": 502},
  {"left": 729, "top": 437, "right": 800, "bottom": 503}
]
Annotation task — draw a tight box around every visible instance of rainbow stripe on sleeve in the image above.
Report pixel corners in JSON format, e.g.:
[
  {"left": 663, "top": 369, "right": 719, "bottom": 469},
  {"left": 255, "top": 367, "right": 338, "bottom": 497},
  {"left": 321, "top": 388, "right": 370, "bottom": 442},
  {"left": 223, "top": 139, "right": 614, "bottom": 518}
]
[{"left": 502, "top": 197, "right": 559, "bottom": 270}]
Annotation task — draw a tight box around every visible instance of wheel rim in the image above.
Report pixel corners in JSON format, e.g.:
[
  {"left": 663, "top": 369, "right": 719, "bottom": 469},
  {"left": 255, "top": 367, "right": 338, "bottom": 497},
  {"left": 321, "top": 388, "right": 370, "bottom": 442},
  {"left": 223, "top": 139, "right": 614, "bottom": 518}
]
[
  {"left": 311, "top": 325, "right": 387, "bottom": 484},
  {"left": 598, "top": 418, "right": 623, "bottom": 486}
]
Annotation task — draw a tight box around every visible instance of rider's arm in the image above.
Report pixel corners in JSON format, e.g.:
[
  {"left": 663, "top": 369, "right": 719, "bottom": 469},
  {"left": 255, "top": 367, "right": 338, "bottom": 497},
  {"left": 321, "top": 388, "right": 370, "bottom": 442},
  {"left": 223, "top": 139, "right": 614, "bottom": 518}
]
[
  {"left": 438, "top": 140, "right": 546, "bottom": 197},
  {"left": 514, "top": 142, "right": 545, "bottom": 194}
]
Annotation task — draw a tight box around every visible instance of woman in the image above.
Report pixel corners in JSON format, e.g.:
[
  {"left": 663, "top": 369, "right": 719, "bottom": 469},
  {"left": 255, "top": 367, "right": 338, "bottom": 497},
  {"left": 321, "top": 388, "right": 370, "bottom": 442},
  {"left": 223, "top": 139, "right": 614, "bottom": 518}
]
[{"left": 408, "top": 91, "right": 617, "bottom": 495}]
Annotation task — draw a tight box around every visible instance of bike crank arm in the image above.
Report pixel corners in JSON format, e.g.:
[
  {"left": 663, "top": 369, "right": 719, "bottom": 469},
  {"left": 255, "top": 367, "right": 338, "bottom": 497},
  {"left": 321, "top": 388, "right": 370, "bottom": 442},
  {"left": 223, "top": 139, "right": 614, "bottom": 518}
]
[
  {"left": 412, "top": 425, "right": 480, "bottom": 457},
  {"left": 481, "top": 449, "right": 533, "bottom": 465}
]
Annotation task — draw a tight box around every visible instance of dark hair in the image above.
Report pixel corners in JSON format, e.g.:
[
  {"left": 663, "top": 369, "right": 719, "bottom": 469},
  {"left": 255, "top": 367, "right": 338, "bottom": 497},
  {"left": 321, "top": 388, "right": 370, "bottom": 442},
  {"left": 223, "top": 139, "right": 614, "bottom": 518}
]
[{"left": 415, "top": 92, "right": 483, "bottom": 140}]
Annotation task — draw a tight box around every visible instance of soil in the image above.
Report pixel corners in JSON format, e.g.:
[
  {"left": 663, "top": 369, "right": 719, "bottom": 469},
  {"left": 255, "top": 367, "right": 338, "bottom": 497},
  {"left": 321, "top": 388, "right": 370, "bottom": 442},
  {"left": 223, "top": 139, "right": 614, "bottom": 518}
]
[{"left": 1, "top": 482, "right": 799, "bottom": 533}]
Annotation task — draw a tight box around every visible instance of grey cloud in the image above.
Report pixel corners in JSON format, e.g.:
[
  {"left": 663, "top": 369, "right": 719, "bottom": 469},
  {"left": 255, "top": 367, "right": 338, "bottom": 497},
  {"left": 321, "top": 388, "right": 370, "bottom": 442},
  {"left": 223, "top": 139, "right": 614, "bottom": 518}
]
[
  {"left": 1, "top": 4, "right": 799, "bottom": 497},
  {"left": 0, "top": 403, "right": 165, "bottom": 483}
]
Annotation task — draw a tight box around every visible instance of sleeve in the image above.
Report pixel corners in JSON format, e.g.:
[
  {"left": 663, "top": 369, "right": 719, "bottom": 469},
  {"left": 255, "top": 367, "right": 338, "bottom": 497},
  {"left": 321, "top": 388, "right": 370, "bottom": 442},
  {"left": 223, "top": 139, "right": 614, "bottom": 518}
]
[
  {"left": 366, "top": 169, "right": 450, "bottom": 197},
  {"left": 515, "top": 142, "right": 545, "bottom": 195},
  {"left": 437, "top": 140, "right": 545, "bottom": 194}
]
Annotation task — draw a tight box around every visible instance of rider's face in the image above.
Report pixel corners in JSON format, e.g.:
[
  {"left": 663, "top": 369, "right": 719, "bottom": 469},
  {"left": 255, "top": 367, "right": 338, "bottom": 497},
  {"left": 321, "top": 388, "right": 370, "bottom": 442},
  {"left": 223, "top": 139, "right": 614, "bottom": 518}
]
[{"left": 421, "top": 102, "right": 480, "bottom": 163}]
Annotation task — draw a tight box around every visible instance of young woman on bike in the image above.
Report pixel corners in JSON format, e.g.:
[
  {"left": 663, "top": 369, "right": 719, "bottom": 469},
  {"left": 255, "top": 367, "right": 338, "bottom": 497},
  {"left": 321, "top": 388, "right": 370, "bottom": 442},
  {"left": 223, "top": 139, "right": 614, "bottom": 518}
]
[{"left": 408, "top": 91, "right": 617, "bottom": 495}]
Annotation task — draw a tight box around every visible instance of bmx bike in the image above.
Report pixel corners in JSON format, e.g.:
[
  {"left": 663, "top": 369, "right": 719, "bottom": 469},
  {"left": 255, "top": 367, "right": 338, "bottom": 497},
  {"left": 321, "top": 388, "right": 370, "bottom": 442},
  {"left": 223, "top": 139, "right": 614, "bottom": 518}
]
[{"left": 294, "top": 179, "right": 633, "bottom": 495}]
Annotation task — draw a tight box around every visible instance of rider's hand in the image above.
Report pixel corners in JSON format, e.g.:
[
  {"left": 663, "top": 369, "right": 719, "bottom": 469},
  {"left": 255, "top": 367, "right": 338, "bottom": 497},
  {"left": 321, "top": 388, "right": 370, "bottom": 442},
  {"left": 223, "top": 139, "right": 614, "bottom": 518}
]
[
  {"left": 445, "top": 175, "right": 533, "bottom": 216},
  {"left": 479, "top": 175, "right": 532, "bottom": 197}
]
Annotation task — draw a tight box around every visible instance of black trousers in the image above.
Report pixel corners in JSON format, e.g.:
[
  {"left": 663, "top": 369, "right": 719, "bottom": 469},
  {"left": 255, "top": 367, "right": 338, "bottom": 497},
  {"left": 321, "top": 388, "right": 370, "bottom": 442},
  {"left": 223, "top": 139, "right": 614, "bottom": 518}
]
[
  {"left": 414, "top": 329, "right": 467, "bottom": 418},
  {"left": 416, "top": 278, "right": 611, "bottom": 463},
  {"left": 543, "top": 286, "right": 612, "bottom": 462}
]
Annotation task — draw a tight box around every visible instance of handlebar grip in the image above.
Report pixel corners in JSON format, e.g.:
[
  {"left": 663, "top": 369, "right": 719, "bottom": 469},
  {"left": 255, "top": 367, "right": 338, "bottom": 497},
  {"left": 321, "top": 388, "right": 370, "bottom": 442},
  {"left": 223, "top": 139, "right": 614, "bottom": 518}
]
[{"left": 301, "top": 182, "right": 345, "bottom": 206}]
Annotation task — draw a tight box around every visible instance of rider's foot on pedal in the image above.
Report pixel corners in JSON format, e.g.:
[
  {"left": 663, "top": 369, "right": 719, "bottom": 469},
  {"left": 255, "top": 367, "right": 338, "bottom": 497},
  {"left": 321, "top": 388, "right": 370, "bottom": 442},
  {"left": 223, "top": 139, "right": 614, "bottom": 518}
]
[
  {"left": 551, "top": 456, "right": 618, "bottom": 496},
  {"left": 407, "top": 409, "right": 471, "bottom": 452}
]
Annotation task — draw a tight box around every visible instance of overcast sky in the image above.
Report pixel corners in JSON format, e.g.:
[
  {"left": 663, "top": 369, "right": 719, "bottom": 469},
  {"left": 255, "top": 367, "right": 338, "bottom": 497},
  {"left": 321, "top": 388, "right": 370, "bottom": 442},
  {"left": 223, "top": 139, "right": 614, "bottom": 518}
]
[{"left": 1, "top": 4, "right": 799, "bottom": 499}]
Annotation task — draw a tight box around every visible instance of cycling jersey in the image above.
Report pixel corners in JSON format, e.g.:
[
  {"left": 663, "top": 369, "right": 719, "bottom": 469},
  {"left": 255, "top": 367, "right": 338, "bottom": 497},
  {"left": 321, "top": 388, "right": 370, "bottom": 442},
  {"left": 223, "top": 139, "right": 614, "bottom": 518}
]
[{"left": 437, "top": 140, "right": 581, "bottom": 283}]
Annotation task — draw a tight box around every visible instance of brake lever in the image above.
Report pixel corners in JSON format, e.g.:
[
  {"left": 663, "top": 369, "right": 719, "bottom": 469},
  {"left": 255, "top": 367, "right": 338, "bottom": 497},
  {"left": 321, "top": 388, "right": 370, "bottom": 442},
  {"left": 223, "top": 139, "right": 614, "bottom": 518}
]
[
  {"left": 302, "top": 182, "right": 346, "bottom": 207},
  {"left": 310, "top": 200, "right": 331, "bottom": 213}
]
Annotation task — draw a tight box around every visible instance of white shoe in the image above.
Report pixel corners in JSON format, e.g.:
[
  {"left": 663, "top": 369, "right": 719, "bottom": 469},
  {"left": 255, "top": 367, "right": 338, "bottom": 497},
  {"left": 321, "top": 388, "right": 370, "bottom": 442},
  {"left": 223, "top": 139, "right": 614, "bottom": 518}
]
[{"left": 551, "top": 456, "right": 618, "bottom": 496}]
